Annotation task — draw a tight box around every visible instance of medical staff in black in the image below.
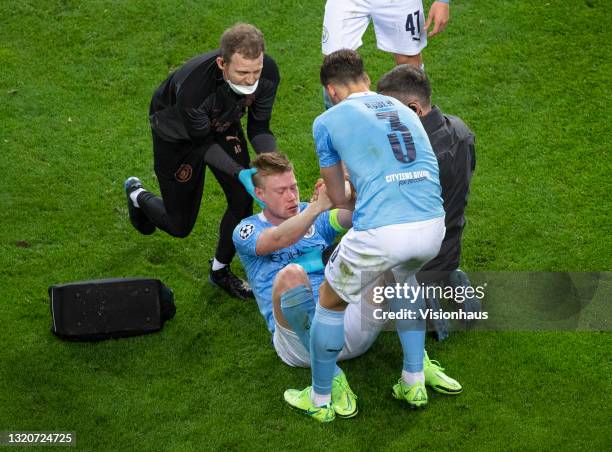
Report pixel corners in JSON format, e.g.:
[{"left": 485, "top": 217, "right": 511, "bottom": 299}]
[{"left": 125, "top": 23, "right": 279, "bottom": 300}]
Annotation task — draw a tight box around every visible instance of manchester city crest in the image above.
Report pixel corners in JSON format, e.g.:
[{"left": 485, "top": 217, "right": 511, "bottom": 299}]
[{"left": 304, "top": 225, "right": 315, "bottom": 239}]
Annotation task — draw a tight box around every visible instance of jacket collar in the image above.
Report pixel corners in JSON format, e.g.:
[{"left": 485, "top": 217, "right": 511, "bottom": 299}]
[{"left": 420, "top": 105, "right": 445, "bottom": 136}]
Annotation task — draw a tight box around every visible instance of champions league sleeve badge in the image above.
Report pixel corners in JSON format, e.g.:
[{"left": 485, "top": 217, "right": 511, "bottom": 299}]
[{"left": 239, "top": 223, "right": 255, "bottom": 240}]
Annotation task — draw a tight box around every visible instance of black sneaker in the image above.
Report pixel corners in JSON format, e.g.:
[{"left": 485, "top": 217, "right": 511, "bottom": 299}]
[
  {"left": 124, "top": 176, "right": 155, "bottom": 235},
  {"left": 208, "top": 261, "right": 254, "bottom": 300}
]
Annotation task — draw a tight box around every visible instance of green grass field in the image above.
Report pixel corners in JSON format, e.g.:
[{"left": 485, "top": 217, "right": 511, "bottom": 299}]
[{"left": 1, "top": 0, "right": 610, "bottom": 450}]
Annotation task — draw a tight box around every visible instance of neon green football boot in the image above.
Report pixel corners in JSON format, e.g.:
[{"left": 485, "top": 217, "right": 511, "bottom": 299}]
[
  {"left": 392, "top": 379, "right": 428, "bottom": 409},
  {"left": 331, "top": 371, "right": 358, "bottom": 418},
  {"left": 424, "top": 353, "right": 463, "bottom": 395},
  {"left": 283, "top": 386, "right": 335, "bottom": 423}
]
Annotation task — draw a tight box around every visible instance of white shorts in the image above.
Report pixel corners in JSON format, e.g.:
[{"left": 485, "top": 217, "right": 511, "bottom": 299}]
[
  {"left": 272, "top": 301, "right": 385, "bottom": 368},
  {"left": 325, "top": 217, "right": 445, "bottom": 304},
  {"left": 322, "top": 0, "right": 427, "bottom": 56}
]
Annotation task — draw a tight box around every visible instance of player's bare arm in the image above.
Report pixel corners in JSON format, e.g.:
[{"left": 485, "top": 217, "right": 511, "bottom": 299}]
[
  {"left": 320, "top": 163, "right": 354, "bottom": 210},
  {"left": 336, "top": 207, "right": 353, "bottom": 229},
  {"left": 255, "top": 186, "right": 333, "bottom": 255}
]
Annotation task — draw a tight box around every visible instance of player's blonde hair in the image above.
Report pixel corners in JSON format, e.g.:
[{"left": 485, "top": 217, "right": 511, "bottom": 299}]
[{"left": 251, "top": 153, "right": 293, "bottom": 187}]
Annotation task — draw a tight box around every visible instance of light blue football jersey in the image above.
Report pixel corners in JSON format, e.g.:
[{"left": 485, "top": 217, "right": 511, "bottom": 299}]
[
  {"left": 233, "top": 203, "right": 339, "bottom": 333},
  {"left": 314, "top": 92, "right": 444, "bottom": 230}
]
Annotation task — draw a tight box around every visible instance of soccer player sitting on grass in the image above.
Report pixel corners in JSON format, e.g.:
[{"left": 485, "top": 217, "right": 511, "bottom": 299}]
[{"left": 233, "top": 152, "right": 461, "bottom": 421}]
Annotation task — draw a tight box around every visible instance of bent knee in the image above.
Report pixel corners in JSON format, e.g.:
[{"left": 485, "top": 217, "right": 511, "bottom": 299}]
[
  {"left": 279, "top": 264, "right": 308, "bottom": 282},
  {"left": 274, "top": 264, "right": 309, "bottom": 292},
  {"left": 163, "top": 218, "right": 194, "bottom": 238},
  {"left": 394, "top": 53, "right": 422, "bottom": 67}
]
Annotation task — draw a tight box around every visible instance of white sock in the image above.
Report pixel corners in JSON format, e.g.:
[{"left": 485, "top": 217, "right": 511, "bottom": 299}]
[
  {"left": 211, "top": 258, "right": 228, "bottom": 271},
  {"left": 311, "top": 389, "right": 331, "bottom": 407},
  {"left": 129, "top": 188, "right": 145, "bottom": 208},
  {"left": 402, "top": 370, "right": 425, "bottom": 386}
]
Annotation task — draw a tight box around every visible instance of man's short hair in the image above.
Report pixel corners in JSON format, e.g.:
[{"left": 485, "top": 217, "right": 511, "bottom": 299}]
[
  {"left": 251, "top": 152, "right": 293, "bottom": 187},
  {"left": 220, "top": 23, "right": 265, "bottom": 62},
  {"left": 320, "top": 49, "right": 367, "bottom": 87},
  {"left": 377, "top": 64, "right": 432, "bottom": 107}
]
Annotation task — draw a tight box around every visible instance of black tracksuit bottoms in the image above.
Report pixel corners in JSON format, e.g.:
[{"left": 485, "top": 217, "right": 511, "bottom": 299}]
[{"left": 137, "top": 127, "right": 252, "bottom": 264}]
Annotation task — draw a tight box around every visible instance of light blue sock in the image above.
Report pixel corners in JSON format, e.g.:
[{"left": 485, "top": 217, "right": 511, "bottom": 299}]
[
  {"left": 280, "top": 286, "right": 342, "bottom": 377},
  {"left": 390, "top": 290, "right": 426, "bottom": 372},
  {"left": 310, "top": 304, "right": 345, "bottom": 395}
]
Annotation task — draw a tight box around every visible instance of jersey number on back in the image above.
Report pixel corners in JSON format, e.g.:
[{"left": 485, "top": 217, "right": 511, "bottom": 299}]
[{"left": 376, "top": 111, "right": 417, "bottom": 164}]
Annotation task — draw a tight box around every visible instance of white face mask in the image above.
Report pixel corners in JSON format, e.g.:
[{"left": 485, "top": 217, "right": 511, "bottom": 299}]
[{"left": 226, "top": 79, "right": 259, "bottom": 95}]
